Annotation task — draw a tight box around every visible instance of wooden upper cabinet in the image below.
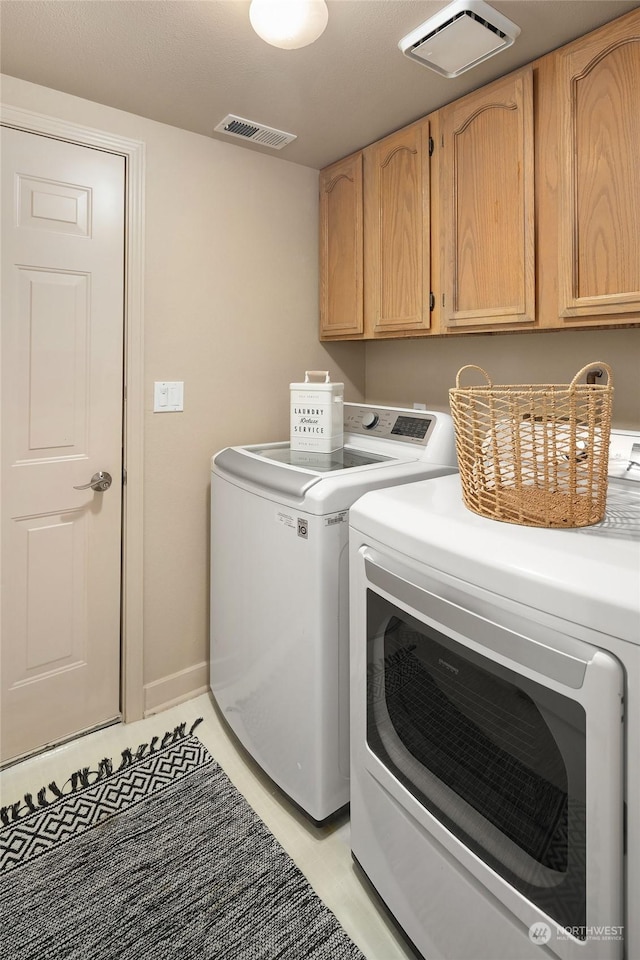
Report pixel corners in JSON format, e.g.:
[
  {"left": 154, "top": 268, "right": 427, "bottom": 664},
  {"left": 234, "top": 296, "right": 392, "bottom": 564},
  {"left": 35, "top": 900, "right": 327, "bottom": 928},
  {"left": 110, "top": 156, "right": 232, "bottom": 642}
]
[
  {"left": 319, "top": 152, "right": 363, "bottom": 339},
  {"left": 440, "top": 67, "right": 535, "bottom": 330},
  {"left": 318, "top": 10, "right": 638, "bottom": 342},
  {"left": 363, "top": 120, "right": 431, "bottom": 335},
  {"left": 557, "top": 10, "right": 640, "bottom": 321}
]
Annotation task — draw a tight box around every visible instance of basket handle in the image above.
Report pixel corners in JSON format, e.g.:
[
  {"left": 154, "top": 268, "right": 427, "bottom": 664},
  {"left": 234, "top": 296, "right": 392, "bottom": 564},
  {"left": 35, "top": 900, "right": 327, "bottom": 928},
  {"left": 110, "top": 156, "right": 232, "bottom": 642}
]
[
  {"left": 304, "top": 370, "right": 331, "bottom": 383},
  {"left": 455, "top": 365, "right": 493, "bottom": 388},
  {"left": 569, "top": 362, "right": 614, "bottom": 389}
]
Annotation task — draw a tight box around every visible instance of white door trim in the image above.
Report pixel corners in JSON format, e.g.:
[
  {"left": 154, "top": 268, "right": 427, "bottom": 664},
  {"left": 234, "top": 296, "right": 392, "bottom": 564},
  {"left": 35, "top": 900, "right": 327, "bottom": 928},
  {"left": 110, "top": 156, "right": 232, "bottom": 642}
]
[{"left": 1, "top": 103, "right": 145, "bottom": 722}]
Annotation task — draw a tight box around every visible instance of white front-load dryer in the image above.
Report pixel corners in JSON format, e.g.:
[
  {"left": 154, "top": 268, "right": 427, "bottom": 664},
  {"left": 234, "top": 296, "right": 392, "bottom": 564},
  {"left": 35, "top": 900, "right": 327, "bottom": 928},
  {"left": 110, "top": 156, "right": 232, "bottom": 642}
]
[{"left": 349, "top": 429, "right": 640, "bottom": 960}]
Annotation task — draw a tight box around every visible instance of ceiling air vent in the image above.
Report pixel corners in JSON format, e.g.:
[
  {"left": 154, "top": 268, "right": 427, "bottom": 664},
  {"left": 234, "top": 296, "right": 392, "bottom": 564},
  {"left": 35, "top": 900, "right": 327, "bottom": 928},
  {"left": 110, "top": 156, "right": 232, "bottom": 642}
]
[
  {"left": 214, "top": 114, "right": 297, "bottom": 150},
  {"left": 399, "top": 0, "right": 520, "bottom": 78}
]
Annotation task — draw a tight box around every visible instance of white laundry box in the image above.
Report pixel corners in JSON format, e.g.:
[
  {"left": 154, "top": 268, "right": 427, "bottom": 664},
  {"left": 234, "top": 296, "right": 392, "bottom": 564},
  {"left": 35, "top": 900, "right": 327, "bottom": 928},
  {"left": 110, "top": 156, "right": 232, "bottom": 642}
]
[{"left": 290, "top": 371, "right": 344, "bottom": 452}]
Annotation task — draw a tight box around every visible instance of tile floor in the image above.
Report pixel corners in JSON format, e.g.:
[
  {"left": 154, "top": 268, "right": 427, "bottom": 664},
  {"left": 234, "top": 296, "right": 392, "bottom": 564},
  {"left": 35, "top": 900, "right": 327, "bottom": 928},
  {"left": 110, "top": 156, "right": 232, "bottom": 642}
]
[{"left": 0, "top": 692, "right": 420, "bottom": 960}]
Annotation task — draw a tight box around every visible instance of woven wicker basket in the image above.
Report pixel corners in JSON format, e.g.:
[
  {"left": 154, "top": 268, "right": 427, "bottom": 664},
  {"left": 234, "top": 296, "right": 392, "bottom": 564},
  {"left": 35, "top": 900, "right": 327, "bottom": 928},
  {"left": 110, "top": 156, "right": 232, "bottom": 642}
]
[{"left": 449, "top": 362, "right": 614, "bottom": 528}]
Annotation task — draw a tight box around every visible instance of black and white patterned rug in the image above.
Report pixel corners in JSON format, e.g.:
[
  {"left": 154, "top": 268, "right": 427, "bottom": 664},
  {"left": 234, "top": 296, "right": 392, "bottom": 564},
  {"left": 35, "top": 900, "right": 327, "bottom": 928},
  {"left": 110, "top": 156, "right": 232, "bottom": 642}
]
[{"left": 0, "top": 720, "right": 365, "bottom": 960}]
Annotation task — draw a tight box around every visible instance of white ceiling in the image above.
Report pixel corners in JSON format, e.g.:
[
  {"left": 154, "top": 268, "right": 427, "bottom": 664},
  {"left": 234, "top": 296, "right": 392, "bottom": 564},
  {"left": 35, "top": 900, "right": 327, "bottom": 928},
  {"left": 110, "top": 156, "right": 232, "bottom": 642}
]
[{"left": 1, "top": 0, "right": 638, "bottom": 169}]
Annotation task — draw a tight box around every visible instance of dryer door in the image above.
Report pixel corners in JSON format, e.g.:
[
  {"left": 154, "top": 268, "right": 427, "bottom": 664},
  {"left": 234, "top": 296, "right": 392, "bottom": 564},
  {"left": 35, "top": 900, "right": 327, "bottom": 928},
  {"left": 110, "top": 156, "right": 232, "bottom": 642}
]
[{"left": 360, "top": 551, "right": 624, "bottom": 960}]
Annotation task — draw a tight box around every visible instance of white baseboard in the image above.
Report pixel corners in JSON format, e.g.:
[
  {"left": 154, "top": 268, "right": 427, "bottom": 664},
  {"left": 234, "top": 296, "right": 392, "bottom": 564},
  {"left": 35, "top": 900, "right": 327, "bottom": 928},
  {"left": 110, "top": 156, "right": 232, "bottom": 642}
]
[{"left": 143, "top": 661, "right": 209, "bottom": 717}]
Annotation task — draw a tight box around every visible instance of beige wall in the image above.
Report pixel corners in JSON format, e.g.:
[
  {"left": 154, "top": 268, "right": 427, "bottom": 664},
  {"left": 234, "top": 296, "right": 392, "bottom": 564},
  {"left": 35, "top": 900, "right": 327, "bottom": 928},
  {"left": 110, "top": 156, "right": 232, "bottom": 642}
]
[
  {"left": 365, "top": 328, "right": 639, "bottom": 427},
  {"left": 1, "top": 76, "right": 366, "bottom": 710}
]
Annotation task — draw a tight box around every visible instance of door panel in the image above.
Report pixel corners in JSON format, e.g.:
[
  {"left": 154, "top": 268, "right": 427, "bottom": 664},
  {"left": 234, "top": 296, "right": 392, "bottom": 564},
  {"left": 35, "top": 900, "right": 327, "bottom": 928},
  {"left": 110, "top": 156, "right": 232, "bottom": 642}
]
[
  {"left": 18, "top": 268, "right": 88, "bottom": 455},
  {"left": 1, "top": 127, "right": 125, "bottom": 762},
  {"left": 319, "top": 152, "right": 364, "bottom": 338},
  {"left": 13, "top": 515, "right": 85, "bottom": 676},
  {"left": 364, "top": 120, "right": 431, "bottom": 334},
  {"left": 441, "top": 67, "right": 535, "bottom": 329},
  {"left": 558, "top": 15, "right": 640, "bottom": 318}
]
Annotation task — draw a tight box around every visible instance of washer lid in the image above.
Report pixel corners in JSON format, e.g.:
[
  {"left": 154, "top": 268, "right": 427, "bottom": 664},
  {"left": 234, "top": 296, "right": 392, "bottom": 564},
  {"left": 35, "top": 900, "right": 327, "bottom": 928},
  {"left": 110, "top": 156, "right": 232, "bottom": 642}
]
[
  {"left": 212, "top": 447, "right": 317, "bottom": 499},
  {"left": 213, "top": 443, "right": 397, "bottom": 499}
]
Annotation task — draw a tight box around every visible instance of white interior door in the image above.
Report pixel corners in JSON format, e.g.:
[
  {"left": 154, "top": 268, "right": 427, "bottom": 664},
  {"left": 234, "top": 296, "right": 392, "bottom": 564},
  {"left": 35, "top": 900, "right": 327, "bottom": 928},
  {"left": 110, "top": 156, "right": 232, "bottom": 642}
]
[{"left": 1, "top": 127, "right": 125, "bottom": 762}]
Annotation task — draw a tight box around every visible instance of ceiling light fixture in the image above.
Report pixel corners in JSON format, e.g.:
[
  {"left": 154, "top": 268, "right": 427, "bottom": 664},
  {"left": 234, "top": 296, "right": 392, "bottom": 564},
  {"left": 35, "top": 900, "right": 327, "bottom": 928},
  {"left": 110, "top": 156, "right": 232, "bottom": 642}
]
[{"left": 249, "top": 0, "right": 329, "bottom": 50}]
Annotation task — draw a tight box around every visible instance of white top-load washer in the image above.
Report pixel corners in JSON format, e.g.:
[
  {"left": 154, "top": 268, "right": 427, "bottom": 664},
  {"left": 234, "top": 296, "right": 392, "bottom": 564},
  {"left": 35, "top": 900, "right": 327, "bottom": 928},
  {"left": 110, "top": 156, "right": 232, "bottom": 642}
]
[
  {"left": 209, "top": 402, "right": 457, "bottom": 823},
  {"left": 349, "top": 429, "right": 640, "bottom": 960}
]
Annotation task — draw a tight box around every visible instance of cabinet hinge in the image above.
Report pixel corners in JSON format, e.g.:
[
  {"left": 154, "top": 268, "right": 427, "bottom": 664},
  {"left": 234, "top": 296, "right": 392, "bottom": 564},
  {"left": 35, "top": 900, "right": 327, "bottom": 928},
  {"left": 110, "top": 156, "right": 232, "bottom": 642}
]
[
  {"left": 429, "top": 136, "right": 434, "bottom": 157},
  {"left": 122, "top": 466, "right": 127, "bottom": 486},
  {"left": 442, "top": 294, "right": 445, "bottom": 308},
  {"left": 429, "top": 292, "right": 435, "bottom": 311}
]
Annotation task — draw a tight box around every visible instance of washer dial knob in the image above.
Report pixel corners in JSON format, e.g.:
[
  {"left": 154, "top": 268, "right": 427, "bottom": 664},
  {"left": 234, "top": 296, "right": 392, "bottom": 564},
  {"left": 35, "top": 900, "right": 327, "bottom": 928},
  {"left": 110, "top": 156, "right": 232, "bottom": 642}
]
[{"left": 362, "top": 412, "right": 379, "bottom": 430}]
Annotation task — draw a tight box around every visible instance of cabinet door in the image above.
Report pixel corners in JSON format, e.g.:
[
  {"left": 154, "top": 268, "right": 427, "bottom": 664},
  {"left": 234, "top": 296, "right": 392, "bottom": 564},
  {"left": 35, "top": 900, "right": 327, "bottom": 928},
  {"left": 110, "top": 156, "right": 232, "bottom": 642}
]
[
  {"left": 319, "top": 152, "right": 363, "bottom": 338},
  {"left": 558, "top": 12, "right": 640, "bottom": 320},
  {"left": 441, "top": 67, "right": 535, "bottom": 329},
  {"left": 364, "top": 121, "right": 431, "bottom": 335}
]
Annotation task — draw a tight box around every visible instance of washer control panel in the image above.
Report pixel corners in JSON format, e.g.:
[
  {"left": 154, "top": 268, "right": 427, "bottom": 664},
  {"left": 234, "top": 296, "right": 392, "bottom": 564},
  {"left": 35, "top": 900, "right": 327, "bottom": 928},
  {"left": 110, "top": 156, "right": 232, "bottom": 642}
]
[
  {"left": 362, "top": 412, "right": 379, "bottom": 430},
  {"left": 344, "top": 403, "right": 436, "bottom": 446}
]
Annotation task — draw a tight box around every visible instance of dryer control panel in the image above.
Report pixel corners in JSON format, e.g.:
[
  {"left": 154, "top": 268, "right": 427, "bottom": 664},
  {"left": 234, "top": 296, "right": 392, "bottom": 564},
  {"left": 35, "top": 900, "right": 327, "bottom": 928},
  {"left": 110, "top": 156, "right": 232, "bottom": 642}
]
[{"left": 608, "top": 429, "right": 640, "bottom": 481}]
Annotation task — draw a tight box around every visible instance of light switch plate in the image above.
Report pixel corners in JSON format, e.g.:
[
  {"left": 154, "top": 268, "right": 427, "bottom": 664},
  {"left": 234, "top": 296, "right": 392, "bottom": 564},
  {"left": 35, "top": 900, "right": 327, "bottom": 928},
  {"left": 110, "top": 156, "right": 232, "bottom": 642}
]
[{"left": 154, "top": 381, "right": 184, "bottom": 412}]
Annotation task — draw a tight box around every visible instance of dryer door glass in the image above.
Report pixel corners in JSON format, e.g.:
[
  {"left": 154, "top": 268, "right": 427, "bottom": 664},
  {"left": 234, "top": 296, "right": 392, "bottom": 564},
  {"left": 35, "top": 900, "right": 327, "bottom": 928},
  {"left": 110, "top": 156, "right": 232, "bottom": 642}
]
[{"left": 366, "top": 591, "right": 587, "bottom": 936}]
